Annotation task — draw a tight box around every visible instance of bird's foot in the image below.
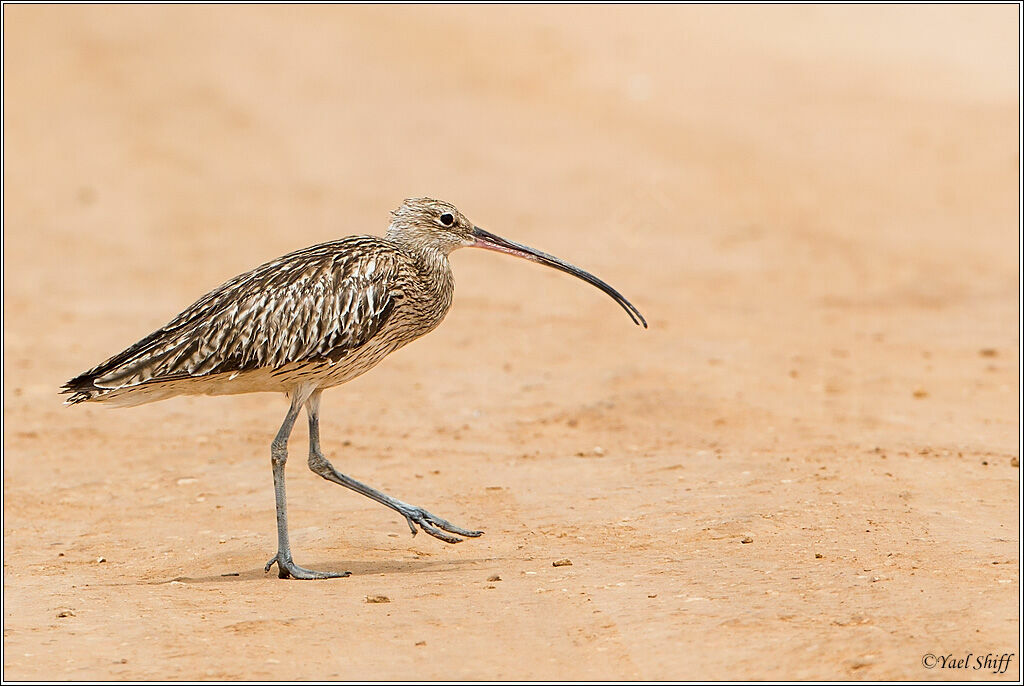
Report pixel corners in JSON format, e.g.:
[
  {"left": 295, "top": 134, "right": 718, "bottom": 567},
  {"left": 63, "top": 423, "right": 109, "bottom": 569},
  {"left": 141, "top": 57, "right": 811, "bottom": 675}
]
[
  {"left": 397, "top": 505, "right": 484, "bottom": 544},
  {"left": 264, "top": 553, "right": 351, "bottom": 580}
]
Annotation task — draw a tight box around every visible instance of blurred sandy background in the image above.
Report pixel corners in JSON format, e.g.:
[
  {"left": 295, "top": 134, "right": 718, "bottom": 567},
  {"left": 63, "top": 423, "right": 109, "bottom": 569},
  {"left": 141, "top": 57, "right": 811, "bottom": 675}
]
[{"left": 3, "top": 5, "right": 1019, "bottom": 680}]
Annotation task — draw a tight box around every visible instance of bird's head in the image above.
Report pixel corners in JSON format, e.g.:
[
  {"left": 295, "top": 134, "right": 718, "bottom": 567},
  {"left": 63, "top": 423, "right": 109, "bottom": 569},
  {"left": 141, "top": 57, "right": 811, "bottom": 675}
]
[
  {"left": 387, "top": 197, "right": 475, "bottom": 253},
  {"left": 386, "top": 197, "right": 647, "bottom": 328}
]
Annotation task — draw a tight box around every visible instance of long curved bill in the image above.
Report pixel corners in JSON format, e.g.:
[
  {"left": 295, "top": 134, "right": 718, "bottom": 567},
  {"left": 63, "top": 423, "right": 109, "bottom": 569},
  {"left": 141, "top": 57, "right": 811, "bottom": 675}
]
[{"left": 471, "top": 226, "right": 648, "bottom": 328}]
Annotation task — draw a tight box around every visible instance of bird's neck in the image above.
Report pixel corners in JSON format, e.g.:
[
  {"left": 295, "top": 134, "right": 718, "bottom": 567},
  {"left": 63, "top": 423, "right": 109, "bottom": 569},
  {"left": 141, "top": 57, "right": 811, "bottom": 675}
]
[
  {"left": 411, "top": 245, "right": 453, "bottom": 281},
  {"left": 409, "top": 245, "right": 455, "bottom": 311}
]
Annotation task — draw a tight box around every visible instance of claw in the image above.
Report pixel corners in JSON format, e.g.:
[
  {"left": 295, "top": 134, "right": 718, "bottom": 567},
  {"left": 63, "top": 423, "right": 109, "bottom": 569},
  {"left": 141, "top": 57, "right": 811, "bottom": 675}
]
[
  {"left": 399, "top": 506, "right": 484, "bottom": 544},
  {"left": 265, "top": 553, "right": 351, "bottom": 580},
  {"left": 429, "top": 516, "right": 484, "bottom": 538},
  {"left": 419, "top": 520, "right": 463, "bottom": 544}
]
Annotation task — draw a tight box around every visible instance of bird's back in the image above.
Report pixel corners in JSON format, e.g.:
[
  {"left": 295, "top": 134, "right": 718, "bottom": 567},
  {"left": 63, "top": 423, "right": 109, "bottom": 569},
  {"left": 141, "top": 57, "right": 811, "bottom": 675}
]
[{"left": 63, "top": 235, "right": 453, "bottom": 406}]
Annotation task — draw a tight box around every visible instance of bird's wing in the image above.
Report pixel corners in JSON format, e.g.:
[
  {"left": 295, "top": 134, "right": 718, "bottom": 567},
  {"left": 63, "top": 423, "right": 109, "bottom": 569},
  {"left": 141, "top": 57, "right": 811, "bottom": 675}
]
[{"left": 63, "top": 237, "right": 402, "bottom": 394}]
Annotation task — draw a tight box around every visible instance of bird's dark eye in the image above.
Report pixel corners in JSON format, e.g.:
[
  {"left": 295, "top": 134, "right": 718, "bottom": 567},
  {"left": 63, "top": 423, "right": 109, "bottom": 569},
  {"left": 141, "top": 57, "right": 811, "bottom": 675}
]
[{"left": 439, "top": 213, "right": 454, "bottom": 227}]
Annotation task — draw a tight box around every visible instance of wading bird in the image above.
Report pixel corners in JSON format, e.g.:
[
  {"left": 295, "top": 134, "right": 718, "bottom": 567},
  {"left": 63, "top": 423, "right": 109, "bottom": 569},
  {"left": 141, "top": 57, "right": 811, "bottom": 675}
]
[{"left": 63, "top": 198, "right": 646, "bottom": 579}]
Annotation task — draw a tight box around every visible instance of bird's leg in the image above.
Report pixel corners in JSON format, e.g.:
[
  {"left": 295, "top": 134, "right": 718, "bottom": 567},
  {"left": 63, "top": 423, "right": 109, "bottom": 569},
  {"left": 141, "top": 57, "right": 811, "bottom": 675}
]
[
  {"left": 265, "top": 392, "right": 351, "bottom": 580},
  {"left": 305, "top": 391, "right": 483, "bottom": 544}
]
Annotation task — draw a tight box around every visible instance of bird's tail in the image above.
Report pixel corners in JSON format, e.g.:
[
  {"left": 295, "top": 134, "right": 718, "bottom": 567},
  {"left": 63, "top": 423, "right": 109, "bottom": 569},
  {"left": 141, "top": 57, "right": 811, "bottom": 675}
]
[{"left": 60, "top": 374, "right": 100, "bottom": 405}]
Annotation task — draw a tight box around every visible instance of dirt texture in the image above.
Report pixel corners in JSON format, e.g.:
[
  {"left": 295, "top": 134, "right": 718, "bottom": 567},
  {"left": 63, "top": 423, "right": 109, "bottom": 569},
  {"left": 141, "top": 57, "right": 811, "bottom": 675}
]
[{"left": 3, "top": 5, "right": 1019, "bottom": 681}]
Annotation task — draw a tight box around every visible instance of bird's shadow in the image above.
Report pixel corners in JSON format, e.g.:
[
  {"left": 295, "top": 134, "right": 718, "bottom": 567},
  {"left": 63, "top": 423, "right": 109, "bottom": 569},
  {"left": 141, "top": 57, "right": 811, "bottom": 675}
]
[{"left": 146, "top": 556, "right": 490, "bottom": 585}]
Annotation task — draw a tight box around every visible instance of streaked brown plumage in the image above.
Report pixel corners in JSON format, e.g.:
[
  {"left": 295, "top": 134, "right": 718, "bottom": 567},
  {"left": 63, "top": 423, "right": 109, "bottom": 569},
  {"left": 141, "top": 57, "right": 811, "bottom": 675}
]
[{"left": 63, "top": 197, "right": 646, "bottom": 579}]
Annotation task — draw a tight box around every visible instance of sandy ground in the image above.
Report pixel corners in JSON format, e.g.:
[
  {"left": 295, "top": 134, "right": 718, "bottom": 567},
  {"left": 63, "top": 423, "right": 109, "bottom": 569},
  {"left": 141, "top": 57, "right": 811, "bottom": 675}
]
[{"left": 2, "top": 5, "right": 1020, "bottom": 681}]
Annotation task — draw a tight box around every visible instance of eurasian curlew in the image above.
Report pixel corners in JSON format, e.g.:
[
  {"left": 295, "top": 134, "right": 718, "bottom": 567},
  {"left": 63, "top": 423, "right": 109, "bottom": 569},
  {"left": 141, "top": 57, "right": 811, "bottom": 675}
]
[{"left": 63, "top": 198, "right": 647, "bottom": 579}]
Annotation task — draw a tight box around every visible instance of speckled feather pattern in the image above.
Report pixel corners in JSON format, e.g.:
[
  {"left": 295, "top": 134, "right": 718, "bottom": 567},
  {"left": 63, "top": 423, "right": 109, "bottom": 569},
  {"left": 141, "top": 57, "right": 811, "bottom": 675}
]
[{"left": 63, "top": 232, "right": 455, "bottom": 407}]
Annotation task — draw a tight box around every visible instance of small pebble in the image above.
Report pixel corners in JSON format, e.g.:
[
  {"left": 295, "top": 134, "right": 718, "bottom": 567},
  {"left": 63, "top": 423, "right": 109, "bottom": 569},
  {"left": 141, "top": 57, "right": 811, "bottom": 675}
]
[
  {"left": 365, "top": 595, "right": 390, "bottom": 604},
  {"left": 96, "top": 557, "right": 106, "bottom": 563},
  {"left": 553, "top": 558, "right": 573, "bottom": 567},
  {"left": 815, "top": 553, "right": 824, "bottom": 559},
  {"left": 740, "top": 536, "right": 753, "bottom": 544},
  {"left": 56, "top": 610, "right": 75, "bottom": 618},
  {"left": 647, "top": 594, "right": 657, "bottom": 598},
  {"left": 487, "top": 574, "right": 502, "bottom": 582},
  {"left": 415, "top": 641, "right": 426, "bottom": 646}
]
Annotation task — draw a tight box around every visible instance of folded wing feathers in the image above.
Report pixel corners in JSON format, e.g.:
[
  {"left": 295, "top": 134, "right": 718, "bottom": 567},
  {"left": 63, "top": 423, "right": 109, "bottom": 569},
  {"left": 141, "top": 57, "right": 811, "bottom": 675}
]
[{"left": 66, "top": 238, "right": 402, "bottom": 395}]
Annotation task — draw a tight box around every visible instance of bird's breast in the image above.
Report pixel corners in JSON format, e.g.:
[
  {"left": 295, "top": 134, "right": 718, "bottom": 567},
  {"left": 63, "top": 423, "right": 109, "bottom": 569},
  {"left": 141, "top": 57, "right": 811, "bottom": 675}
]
[{"left": 391, "top": 260, "right": 455, "bottom": 340}]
